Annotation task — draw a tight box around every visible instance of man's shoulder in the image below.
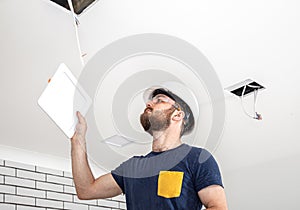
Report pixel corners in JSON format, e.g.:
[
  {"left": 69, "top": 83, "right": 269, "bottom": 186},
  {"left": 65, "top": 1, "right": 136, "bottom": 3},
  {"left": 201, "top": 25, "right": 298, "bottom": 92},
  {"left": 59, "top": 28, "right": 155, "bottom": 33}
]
[
  {"left": 186, "top": 144, "right": 206, "bottom": 154},
  {"left": 189, "top": 144, "right": 214, "bottom": 153},
  {"left": 184, "top": 144, "right": 216, "bottom": 165}
]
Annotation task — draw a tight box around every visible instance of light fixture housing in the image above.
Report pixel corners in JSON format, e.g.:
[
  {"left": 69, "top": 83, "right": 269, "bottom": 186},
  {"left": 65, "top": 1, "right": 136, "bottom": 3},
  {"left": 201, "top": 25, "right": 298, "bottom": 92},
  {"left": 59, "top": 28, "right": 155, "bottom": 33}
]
[
  {"left": 50, "top": 0, "right": 96, "bottom": 14},
  {"left": 226, "top": 79, "right": 265, "bottom": 97}
]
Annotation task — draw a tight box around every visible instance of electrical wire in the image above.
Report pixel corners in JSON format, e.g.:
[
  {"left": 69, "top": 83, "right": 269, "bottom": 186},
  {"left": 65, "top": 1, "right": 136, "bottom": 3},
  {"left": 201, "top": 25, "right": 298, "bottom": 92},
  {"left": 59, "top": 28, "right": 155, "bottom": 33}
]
[
  {"left": 65, "top": 2, "right": 104, "bottom": 171},
  {"left": 67, "top": 0, "right": 85, "bottom": 67},
  {"left": 253, "top": 89, "right": 258, "bottom": 116},
  {"left": 241, "top": 85, "right": 254, "bottom": 118},
  {"left": 240, "top": 85, "right": 262, "bottom": 120}
]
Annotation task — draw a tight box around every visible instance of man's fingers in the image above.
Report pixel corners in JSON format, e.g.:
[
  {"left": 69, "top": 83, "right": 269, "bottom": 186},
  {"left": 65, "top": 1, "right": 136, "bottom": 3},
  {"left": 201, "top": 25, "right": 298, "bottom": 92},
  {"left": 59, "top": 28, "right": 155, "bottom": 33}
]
[{"left": 76, "top": 111, "right": 86, "bottom": 124}]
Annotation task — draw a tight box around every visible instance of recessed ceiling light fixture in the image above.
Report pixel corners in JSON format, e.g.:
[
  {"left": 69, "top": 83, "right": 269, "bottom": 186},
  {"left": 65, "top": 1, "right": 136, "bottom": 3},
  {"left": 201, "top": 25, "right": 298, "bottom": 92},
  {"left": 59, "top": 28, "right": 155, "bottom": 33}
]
[
  {"left": 50, "top": 0, "right": 97, "bottom": 14},
  {"left": 226, "top": 79, "right": 265, "bottom": 97},
  {"left": 226, "top": 79, "right": 265, "bottom": 120}
]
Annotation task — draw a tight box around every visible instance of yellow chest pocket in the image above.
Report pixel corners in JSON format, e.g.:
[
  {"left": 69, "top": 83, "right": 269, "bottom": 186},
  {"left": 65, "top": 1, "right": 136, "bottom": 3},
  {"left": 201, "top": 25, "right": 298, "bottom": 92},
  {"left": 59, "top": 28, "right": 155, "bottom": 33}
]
[{"left": 157, "top": 171, "right": 184, "bottom": 198}]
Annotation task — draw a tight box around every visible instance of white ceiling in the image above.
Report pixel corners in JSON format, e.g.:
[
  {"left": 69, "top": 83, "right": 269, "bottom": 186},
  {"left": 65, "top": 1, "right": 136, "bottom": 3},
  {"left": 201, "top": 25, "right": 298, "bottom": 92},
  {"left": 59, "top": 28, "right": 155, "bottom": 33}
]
[{"left": 1, "top": 0, "right": 300, "bottom": 209}]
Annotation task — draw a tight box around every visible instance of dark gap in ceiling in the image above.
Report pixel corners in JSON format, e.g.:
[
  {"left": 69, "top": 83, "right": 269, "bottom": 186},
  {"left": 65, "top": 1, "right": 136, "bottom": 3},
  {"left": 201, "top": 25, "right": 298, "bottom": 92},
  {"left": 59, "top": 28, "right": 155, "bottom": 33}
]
[
  {"left": 50, "top": 0, "right": 96, "bottom": 14},
  {"left": 230, "top": 81, "right": 264, "bottom": 97}
]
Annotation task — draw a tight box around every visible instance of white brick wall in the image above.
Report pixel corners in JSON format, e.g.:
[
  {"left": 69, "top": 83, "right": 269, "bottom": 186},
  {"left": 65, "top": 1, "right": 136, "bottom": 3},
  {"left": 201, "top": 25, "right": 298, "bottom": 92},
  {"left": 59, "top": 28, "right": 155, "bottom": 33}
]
[
  {"left": 17, "top": 206, "right": 45, "bottom": 210},
  {"left": 17, "top": 169, "right": 46, "bottom": 181},
  {"left": 90, "top": 206, "right": 111, "bottom": 210},
  {"left": 64, "top": 202, "right": 89, "bottom": 210},
  {"left": 17, "top": 187, "right": 46, "bottom": 198},
  {"left": 0, "top": 165, "right": 16, "bottom": 176},
  {"left": 46, "top": 191, "right": 72, "bottom": 202},
  {"left": 36, "top": 181, "right": 64, "bottom": 192},
  {"left": 63, "top": 171, "right": 73, "bottom": 178},
  {"left": 74, "top": 195, "right": 97, "bottom": 205},
  {"left": 0, "top": 184, "right": 16, "bottom": 194},
  {"left": 120, "top": 202, "right": 127, "bottom": 210},
  {"left": 63, "top": 185, "right": 76, "bottom": 194},
  {"left": 0, "top": 203, "right": 15, "bottom": 210},
  {"left": 36, "top": 198, "right": 64, "bottom": 209},
  {"left": 5, "top": 194, "right": 35, "bottom": 205},
  {"left": 0, "top": 193, "right": 3, "bottom": 202},
  {"left": 46, "top": 174, "right": 73, "bottom": 186},
  {"left": 0, "top": 159, "right": 127, "bottom": 209},
  {"left": 97, "top": 199, "right": 119, "bottom": 208},
  {"left": 5, "top": 176, "right": 35, "bottom": 188},
  {"left": 36, "top": 166, "right": 63, "bottom": 176},
  {"left": 113, "top": 194, "right": 126, "bottom": 202},
  {"left": 5, "top": 160, "right": 35, "bottom": 171}
]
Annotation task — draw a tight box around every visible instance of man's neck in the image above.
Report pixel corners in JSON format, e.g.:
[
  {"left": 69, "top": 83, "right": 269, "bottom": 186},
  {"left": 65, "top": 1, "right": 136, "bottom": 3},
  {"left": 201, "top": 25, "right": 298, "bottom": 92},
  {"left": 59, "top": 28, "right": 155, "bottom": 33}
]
[{"left": 151, "top": 130, "right": 182, "bottom": 152}]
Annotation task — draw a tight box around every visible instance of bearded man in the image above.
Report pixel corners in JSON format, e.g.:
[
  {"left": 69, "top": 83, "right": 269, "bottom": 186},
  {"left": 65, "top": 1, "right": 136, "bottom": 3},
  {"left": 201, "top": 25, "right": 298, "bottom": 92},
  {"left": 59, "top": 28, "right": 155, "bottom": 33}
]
[{"left": 71, "top": 86, "right": 228, "bottom": 210}]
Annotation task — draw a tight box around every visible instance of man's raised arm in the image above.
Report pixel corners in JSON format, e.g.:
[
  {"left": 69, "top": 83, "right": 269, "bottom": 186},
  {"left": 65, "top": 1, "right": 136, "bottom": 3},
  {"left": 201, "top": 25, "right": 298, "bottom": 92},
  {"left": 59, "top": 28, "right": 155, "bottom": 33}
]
[{"left": 71, "top": 111, "right": 122, "bottom": 200}]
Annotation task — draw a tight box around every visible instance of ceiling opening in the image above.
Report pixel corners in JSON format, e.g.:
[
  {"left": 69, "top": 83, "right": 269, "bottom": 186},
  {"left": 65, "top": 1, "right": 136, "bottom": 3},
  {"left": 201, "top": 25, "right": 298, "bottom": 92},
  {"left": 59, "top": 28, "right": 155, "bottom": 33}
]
[
  {"left": 226, "top": 79, "right": 265, "bottom": 97},
  {"left": 50, "top": 0, "right": 96, "bottom": 14}
]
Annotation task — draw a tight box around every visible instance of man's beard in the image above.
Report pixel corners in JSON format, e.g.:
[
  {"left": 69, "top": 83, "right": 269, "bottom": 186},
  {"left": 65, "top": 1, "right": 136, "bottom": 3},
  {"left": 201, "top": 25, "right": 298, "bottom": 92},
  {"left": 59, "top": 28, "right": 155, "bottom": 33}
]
[{"left": 140, "top": 106, "right": 176, "bottom": 135}]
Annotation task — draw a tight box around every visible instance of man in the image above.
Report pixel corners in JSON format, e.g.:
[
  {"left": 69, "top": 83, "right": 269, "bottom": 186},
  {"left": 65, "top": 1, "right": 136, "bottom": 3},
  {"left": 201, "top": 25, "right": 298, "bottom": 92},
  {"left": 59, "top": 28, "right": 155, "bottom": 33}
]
[{"left": 71, "top": 86, "right": 228, "bottom": 210}]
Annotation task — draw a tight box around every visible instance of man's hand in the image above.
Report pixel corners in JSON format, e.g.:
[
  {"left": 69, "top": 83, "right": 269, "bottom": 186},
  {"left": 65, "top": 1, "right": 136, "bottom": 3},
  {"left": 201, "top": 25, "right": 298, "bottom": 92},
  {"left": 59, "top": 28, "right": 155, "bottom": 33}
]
[{"left": 71, "top": 111, "right": 87, "bottom": 143}]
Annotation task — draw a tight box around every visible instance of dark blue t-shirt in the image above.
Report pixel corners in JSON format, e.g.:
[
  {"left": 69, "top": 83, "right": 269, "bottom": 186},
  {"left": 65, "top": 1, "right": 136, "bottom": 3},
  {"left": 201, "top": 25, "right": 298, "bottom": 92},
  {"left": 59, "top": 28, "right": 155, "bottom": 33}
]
[{"left": 111, "top": 144, "right": 223, "bottom": 210}]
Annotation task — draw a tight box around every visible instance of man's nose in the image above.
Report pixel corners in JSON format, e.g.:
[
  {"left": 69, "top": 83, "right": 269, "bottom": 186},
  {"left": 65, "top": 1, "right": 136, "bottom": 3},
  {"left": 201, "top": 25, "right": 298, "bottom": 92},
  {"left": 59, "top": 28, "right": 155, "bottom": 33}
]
[{"left": 146, "top": 101, "right": 154, "bottom": 108}]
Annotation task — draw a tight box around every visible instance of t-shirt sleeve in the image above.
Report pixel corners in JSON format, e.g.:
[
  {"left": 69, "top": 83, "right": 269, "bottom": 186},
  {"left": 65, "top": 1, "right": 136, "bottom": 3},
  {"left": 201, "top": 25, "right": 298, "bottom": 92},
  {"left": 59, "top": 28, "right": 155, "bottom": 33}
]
[
  {"left": 111, "top": 156, "right": 143, "bottom": 194},
  {"left": 193, "top": 148, "right": 223, "bottom": 192},
  {"left": 111, "top": 165, "right": 125, "bottom": 193}
]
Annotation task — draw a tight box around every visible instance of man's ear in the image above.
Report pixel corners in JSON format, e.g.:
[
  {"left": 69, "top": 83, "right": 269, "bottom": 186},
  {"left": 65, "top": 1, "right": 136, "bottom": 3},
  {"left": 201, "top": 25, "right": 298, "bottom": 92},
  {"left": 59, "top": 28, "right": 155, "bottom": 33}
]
[{"left": 172, "top": 110, "right": 185, "bottom": 121}]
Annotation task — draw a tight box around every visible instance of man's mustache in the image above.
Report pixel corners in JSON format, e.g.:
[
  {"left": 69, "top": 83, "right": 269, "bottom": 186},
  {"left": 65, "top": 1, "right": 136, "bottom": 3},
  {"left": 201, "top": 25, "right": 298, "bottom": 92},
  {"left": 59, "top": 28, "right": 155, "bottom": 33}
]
[{"left": 144, "top": 107, "right": 153, "bottom": 113}]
